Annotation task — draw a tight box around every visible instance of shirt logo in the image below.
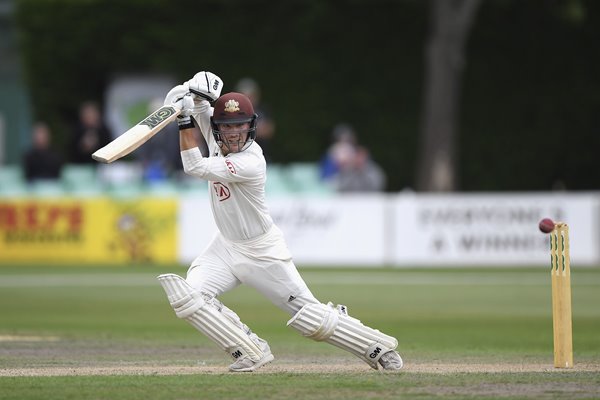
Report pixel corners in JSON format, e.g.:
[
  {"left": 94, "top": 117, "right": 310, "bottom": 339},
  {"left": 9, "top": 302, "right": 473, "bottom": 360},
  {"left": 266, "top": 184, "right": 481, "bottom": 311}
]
[
  {"left": 212, "top": 182, "right": 231, "bottom": 201},
  {"left": 226, "top": 160, "right": 237, "bottom": 174},
  {"left": 224, "top": 100, "right": 240, "bottom": 113}
]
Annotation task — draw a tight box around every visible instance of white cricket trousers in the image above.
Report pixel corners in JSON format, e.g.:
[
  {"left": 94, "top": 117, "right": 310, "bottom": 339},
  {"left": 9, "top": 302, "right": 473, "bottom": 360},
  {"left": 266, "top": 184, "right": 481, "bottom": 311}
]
[{"left": 186, "top": 225, "right": 320, "bottom": 316}]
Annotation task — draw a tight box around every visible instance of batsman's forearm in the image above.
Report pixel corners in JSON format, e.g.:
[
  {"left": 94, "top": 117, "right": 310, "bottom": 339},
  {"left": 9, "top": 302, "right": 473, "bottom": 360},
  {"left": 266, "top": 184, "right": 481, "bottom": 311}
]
[{"left": 179, "top": 128, "right": 199, "bottom": 151}]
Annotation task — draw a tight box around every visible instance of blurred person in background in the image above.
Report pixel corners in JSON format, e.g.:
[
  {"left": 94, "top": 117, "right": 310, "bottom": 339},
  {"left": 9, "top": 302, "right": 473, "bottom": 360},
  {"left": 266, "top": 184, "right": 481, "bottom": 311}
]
[
  {"left": 332, "top": 145, "right": 387, "bottom": 192},
  {"left": 136, "top": 97, "right": 184, "bottom": 183},
  {"left": 319, "top": 123, "right": 357, "bottom": 182},
  {"left": 235, "top": 78, "right": 276, "bottom": 162},
  {"left": 69, "top": 101, "right": 112, "bottom": 164},
  {"left": 22, "top": 122, "right": 63, "bottom": 181},
  {"left": 156, "top": 71, "right": 403, "bottom": 373}
]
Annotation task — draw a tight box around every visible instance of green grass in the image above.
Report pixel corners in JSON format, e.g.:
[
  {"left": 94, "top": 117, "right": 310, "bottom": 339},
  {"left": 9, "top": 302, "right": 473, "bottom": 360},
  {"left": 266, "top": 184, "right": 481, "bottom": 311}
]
[
  {"left": 2, "top": 372, "right": 600, "bottom": 400},
  {"left": 1, "top": 265, "right": 599, "bottom": 399}
]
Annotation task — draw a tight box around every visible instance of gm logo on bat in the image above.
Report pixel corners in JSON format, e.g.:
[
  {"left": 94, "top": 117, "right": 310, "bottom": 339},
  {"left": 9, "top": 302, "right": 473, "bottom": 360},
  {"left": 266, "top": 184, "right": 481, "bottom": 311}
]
[{"left": 140, "top": 106, "right": 177, "bottom": 128}]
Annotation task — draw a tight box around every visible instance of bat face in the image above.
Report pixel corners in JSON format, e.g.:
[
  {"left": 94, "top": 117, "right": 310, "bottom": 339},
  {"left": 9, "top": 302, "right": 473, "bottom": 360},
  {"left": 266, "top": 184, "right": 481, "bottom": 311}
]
[{"left": 92, "top": 106, "right": 181, "bottom": 163}]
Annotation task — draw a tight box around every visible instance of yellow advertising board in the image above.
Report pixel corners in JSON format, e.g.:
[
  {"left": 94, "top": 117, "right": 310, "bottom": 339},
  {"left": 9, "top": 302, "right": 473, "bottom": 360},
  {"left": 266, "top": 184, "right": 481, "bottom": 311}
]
[{"left": 0, "top": 198, "right": 177, "bottom": 264}]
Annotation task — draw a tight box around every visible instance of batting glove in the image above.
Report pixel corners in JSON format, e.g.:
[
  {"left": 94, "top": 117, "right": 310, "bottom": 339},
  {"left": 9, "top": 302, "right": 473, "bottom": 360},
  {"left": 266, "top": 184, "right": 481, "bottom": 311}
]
[
  {"left": 164, "top": 84, "right": 196, "bottom": 130},
  {"left": 186, "top": 71, "right": 223, "bottom": 103}
]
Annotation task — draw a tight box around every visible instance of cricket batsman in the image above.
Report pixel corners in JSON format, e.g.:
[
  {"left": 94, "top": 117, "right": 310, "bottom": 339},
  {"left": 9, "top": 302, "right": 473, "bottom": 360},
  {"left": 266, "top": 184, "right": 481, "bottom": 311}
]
[{"left": 157, "top": 71, "right": 403, "bottom": 372}]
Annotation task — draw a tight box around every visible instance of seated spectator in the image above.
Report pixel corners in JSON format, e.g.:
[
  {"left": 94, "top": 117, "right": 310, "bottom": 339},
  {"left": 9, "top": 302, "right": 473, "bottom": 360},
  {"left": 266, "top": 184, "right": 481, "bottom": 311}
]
[
  {"left": 69, "top": 101, "right": 112, "bottom": 164},
  {"left": 135, "top": 97, "right": 183, "bottom": 183},
  {"left": 320, "top": 123, "right": 357, "bottom": 181},
  {"left": 332, "top": 146, "right": 387, "bottom": 193},
  {"left": 23, "top": 122, "right": 63, "bottom": 181}
]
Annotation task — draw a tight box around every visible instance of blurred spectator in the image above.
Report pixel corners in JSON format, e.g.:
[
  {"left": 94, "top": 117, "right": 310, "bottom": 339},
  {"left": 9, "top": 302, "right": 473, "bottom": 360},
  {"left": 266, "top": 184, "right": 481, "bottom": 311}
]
[
  {"left": 333, "top": 146, "right": 387, "bottom": 192},
  {"left": 69, "top": 101, "right": 112, "bottom": 164},
  {"left": 135, "top": 97, "right": 183, "bottom": 182},
  {"left": 22, "top": 122, "right": 63, "bottom": 181},
  {"left": 319, "top": 123, "right": 357, "bottom": 181},
  {"left": 235, "top": 78, "right": 276, "bottom": 162}
]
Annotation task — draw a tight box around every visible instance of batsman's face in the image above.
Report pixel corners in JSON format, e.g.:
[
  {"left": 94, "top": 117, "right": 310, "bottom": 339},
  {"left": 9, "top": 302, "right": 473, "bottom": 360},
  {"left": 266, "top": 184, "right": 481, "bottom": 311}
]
[{"left": 219, "top": 122, "right": 250, "bottom": 154}]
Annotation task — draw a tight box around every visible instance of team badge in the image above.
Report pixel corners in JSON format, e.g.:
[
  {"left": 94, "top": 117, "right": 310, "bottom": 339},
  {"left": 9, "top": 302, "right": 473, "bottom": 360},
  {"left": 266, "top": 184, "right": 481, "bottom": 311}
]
[{"left": 224, "top": 100, "right": 240, "bottom": 113}]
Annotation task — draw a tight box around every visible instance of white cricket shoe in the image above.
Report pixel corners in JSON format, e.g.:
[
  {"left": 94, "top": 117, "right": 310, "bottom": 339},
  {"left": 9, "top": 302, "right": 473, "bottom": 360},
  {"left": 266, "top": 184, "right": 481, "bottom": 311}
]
[
  {"left": 378, "top": 350, "right": 403, "bottom": 371},
  {"left": 229, "top": 341, "right": 274, "bottom": 372}
]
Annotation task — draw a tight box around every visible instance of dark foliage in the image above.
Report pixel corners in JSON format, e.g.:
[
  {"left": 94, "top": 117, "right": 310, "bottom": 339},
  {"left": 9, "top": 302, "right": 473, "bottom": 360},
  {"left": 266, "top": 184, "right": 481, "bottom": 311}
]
[{"left": 15, "top": 0, "right": 600, "bottom": 190}]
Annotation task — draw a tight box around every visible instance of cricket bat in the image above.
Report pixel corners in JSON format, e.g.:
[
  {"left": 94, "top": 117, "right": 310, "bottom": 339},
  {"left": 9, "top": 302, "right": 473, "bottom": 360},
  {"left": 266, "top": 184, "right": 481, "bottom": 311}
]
[{"left": 92, "top": 105, "right": 181, "bottom": 163}]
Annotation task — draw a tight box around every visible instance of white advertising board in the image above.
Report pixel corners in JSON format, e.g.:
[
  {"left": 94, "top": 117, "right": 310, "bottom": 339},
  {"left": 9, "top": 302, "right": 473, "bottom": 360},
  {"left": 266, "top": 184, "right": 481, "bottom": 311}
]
[
  {"left": 178, "top": 195, "right": 386, "bottom": 266},
  {"left": 179, "top": 193, "right": 600, "bottom": 267},
  {"left": 268, "top": 196, "right": 386, "bottom": 266},
  {"left": 391, "top": 193, "right": 599, "bottom": 266},
  {"left": 178, "top": 195, "right": 217, "bottom": 264}
]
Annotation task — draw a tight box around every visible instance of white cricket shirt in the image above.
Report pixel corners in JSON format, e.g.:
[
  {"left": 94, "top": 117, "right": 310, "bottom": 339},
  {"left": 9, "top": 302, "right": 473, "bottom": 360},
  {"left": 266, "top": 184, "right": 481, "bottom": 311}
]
[{"left": 180, "top": 101, "right": 274, "bottom": 242}]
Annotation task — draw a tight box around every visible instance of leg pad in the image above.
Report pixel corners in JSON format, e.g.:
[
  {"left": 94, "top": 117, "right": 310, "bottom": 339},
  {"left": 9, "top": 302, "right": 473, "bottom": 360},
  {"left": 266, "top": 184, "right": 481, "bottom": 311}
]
[
  {"left": 288, "top": 302, "right": 398, "bottom": 369},
  {"left": 158, "top": 273, "right": 265, "bottom": 362}
]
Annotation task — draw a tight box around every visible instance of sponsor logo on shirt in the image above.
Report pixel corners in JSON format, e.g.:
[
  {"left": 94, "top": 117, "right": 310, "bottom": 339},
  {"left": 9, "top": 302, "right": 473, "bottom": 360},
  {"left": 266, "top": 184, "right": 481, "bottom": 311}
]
[
  {"left": 212, "top": 182, "right": 231, "bottom": 201},
  {"left": 226, "top": 160, "right": 236, "bottom": 174}
]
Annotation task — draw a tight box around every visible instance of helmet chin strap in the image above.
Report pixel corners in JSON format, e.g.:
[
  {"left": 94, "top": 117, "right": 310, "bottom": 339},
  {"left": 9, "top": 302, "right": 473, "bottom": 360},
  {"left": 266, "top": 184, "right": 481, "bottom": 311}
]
[
  {"left": 215, "top": 129, "right": 255, "bottom": 154},
  {"left": 220, "top": 139, "right": 245, "bottom": 154},
  {"left": 218, "top": 135, "right": 244, "bottom": 153}
]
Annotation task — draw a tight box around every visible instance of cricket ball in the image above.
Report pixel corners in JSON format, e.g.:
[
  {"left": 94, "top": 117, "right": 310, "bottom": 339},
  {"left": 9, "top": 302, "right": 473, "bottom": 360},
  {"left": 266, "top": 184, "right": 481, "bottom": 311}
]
[{"left": 538, "top": 218, "right": 555, "bottom": 234}]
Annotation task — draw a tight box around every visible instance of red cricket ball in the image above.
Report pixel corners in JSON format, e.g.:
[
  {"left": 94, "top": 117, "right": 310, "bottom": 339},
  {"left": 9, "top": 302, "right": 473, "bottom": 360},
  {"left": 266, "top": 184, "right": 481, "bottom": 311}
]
[{"left": 538, "top": 218, "right": 555, "bottom": 234}]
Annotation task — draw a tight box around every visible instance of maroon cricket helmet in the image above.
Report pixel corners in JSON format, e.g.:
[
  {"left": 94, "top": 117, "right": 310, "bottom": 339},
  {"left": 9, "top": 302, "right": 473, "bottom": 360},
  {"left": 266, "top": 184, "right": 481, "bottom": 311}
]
[
  {"left": 210, "top": 92, "right": 258, "bottom": 153},
  {"left": 211, "top": 92, "right": 257, "bottom": 124}
]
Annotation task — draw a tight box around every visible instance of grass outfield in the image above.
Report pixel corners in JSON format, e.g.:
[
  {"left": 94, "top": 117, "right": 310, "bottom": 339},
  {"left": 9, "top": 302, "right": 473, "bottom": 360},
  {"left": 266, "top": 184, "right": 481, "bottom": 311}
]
[{"left": 0, "top": 265, "right": 599, "bottom": 399}]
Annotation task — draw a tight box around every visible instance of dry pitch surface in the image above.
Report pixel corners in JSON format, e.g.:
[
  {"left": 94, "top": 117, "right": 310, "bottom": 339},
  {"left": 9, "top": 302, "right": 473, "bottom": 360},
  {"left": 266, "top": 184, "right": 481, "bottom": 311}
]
[
  {"left": 1, "top": 333, "right": 599, "bottom": 377},
  {"left": 3, "top": 362, "right": 600, "bottom": 377}
]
